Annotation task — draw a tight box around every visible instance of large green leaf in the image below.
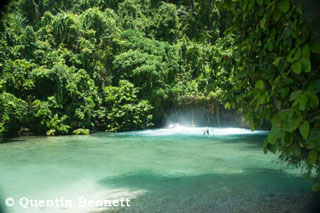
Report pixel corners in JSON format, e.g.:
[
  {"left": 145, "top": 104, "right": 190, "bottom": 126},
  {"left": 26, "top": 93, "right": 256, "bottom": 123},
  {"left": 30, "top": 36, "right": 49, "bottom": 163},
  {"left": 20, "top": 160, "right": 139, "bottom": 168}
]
[
  {"left": 281, "top": 132, "right": 293, "bottom": 146},
  {"left": 302, "top": 44, "right": 310, "bottom": 58},
  {"left": 289, "top": 90, "right": 303, "bottom": 101},
  {"left": 287, "top": 48, "right": 296, "bottom": 62},
  {"left": 300, "top": 58, "right": 311, "bottom": 73},
  {"left": 306, "top": 130, "right": 320, "bottom": 149},
  {"left": 268, "top": 127, "right": 282, "bottom": 144},
  {"left": 272, "top": 57, "right": 282, "bottom": 66},
  {"left": 283, "top": 116, "right": 303, "bottom": 133},
  {"left": 291, "top": 61, "right": 302, "bottom": 74},
  {"left": 260, "top": 16, "right": 267, "bottom": 29},
  {"left": 294, "top": 47, "right": 301, "bottom": 59},
  {"left": 298, "top": 94, "right": 308, "bottom": 111},
  {"left": 277, "top": 0, "right": 289, "bottom": 13},
  {"left": 305, "top": 91, "right": 319, "bottom": 109},
  {"left": 255, "top": 80, "right": 264, "bottom": 90},
  {"left": 293, "top": 144, "right": 301, "bottom": 157},
  {"left": 306, "top": 150, "right": 317, "bottom": 166},
  {"left": 299, "top": 121, "right": 310, "bottom": 140}
]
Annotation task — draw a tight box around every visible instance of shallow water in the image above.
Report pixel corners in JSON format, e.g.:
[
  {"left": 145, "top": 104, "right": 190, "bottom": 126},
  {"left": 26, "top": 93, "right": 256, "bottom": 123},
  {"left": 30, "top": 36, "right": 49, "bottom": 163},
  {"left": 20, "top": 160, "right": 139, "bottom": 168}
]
[{"left": 0, "top": 127, "right": 318, "bottom": 213}]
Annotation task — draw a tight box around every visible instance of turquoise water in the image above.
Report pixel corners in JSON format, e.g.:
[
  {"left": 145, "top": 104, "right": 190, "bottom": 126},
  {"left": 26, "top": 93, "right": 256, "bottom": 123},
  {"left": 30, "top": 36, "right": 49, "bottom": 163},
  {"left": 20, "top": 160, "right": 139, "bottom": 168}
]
[{"left": 0, "top": 127, "right": 317, "bottom": 213}]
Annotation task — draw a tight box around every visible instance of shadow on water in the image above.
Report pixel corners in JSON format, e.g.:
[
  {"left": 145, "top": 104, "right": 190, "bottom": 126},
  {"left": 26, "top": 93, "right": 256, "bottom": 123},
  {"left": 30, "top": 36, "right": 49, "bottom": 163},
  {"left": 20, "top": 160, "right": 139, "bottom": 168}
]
[
  {"left": 98, "top": 168, "right": 320, "bottom": 213},
  {"left": 216, "top": 134, "right": 265, "bottom": 144},
  {"left": 0, "top": 138, "right": 27, "bottom": 145},
  {"left": 0, "top": 189, "right": 6, "bottom": 213}
]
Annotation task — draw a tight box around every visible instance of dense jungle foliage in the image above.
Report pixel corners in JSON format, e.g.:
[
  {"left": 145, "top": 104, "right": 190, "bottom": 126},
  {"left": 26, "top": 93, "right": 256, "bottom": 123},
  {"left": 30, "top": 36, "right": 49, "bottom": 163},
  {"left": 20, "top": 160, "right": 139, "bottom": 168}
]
[{"left": 0, "top": 0, "right": 320, "bottom": 189}]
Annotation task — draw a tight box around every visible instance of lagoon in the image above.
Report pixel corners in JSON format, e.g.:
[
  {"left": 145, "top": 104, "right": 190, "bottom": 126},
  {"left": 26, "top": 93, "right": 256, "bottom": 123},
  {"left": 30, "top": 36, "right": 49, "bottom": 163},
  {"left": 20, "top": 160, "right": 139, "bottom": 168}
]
[{"left": 0, "top": 127, "right": 317, "bottom": 212}]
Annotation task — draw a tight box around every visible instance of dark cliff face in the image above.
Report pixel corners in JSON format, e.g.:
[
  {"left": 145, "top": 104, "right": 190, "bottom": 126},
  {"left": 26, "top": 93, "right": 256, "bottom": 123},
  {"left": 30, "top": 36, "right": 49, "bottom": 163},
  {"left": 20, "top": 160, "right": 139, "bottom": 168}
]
[
  {"left": 163, "top": 105, "right": 245, "bottom": 128},
  {"left": 161, "top": 104, "right": 271, "bottom": 130}
]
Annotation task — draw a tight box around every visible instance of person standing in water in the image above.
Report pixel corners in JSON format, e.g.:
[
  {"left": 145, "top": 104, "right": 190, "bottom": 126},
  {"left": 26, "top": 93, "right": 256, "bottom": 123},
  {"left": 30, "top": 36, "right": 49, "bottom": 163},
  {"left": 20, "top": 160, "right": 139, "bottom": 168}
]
[{"left": 203, "top": 129, "right": 209, "bottom": 135}]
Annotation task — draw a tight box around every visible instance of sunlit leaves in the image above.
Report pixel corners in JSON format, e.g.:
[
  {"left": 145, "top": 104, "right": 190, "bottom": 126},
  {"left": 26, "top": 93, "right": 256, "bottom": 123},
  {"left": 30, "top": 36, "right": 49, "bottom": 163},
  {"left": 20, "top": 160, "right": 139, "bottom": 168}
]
[
  {"left": 0, "top": 92, "right": 28, "bottom": 136},
  {"left": 255, "top": 80, "right": 264, "bottom": 90},
  {"left": 73, "top": 128, "right": 90, "bottom": 135},
  {"left": 151, "top": 2, "right": 180, "bottom": 43},
  {"left": 0, "top": 0, "right": 226, "bottom": 138},
  {"left": 51, "top": 12, "right": 81, "bottom": 46},
  {"left": 81, "top": 7, "right": 117, "bottom": 42},
  {"left": 103, "top": 80, "right": 153, "bottom": 132}
]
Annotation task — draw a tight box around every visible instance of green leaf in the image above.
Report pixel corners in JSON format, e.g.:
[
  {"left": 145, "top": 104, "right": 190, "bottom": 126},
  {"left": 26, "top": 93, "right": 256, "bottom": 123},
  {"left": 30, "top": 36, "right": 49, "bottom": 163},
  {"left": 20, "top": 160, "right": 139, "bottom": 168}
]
[
  {"left": 302, "top": 44, "right": 310, "bottom": 58},
  {"left": 287, "top": 48, "right": 296, "bottom": 62},
  {"left": 224, "top": 102, "right": 231, "bottom": 109},
  {"left": 289, "top": 90, "right": 303, "bottom": 101},
  {"left": 306, "top": 130, "right": 320, "bottom": 149},
  {"left": 305, "top": 91, "right": 319, "bottom": 109},
  {"left": 267, "top": 41, "right": 273, "bottom": 51},
  {"left": 299, "top": 121, "right": 310, "bottom": 140},
  {"left": 294, "top": 47, "right": 301, "bottom": 59},
  {"left": 273, "top": 57, "right": 282, "bottom": 66},
  {"left": 298, "top": 94, "right": 308, "bottom": 111},
  {"left": 277, "top": 0, "right": 289, "bottom": 13},
  {"left": 293, "top": 144, "right": 301, "bottom": 157},
  {"left": 310, "top": 41, "right": 320, "bottom": 54},
  {"left": 300, "top": 58, "right": 311, "bottom": 73},
  {"left": 283, "top": 116, "right": 303, "bottom": 133},
  {"left": 282, "top": 132, "right": 293, "bottom": 146},
  {"left": 306, "top": 150, "right": 317, "bottom": 166},
  {"left": 268, "top": 128, "right": 281, "bottom": 144},
  {"left": 291, "top": 61, "right": 302, "bottom": 74},
  {"left": 255, "top": 80, "right": 264, "bottom": 90},
  {"left": 260, "top": 15, "right": 267, "bottom": 30}
]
